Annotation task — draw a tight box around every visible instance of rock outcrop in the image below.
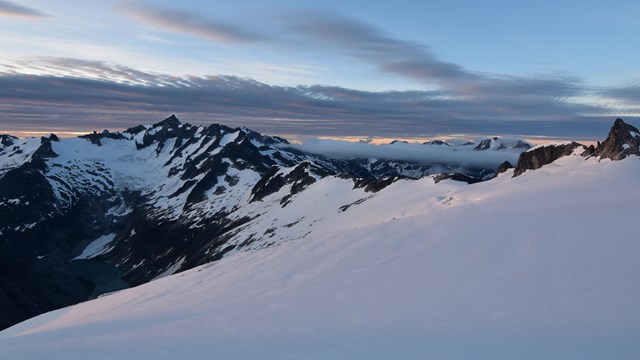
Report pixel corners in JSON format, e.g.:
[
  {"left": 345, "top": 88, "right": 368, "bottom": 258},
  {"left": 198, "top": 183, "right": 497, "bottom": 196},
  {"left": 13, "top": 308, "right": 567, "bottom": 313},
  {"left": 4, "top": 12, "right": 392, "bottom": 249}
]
[
  {"left": 433, "top": 173, "right": 483, "bottom": 184},
  {"left": 1, "top": 135, "right": 16, "bottom": 147},
  {"left": 496, "top": 161, "right": 514, "bottom": 175},
  {"left": 513, "top": 142, "right": 584, "bottom": 177},
  {"left": 513, "top": 118, "right": 640, "bottom": 177},
  {"left": 593, "top": 118, "right": 640, "bottom": 160}
]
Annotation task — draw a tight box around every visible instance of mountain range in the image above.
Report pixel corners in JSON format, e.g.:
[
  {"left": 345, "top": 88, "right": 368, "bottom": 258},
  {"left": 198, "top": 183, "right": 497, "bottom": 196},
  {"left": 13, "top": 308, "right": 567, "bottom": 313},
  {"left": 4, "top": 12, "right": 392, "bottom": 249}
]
[
  {"left": 1, "top": 116, "right": 639, "bottom": 343},
  {"left": 0, "top": 117, "right": 639, "bottom": 359}
]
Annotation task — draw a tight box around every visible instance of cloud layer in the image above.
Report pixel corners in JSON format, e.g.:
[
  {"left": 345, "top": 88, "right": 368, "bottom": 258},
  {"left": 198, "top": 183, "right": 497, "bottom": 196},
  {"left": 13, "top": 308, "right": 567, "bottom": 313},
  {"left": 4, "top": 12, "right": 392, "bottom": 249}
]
[
  {"left": 289, "top": 138, "right": 520, "bottom": 170},
  {"left": 0, "top": 57, "right": 634, "bottom": 138},
  {"left": 0, "top": 0, "right": 45, "bottom": 18},
  {"left": 1, "top": 4, "right": 638, "bottom": 139},
  {"left": 119, "top": 2, "right": 263, "bottom": 43},
  {"left": 286, "top": 11, "right": 469, "bottom": 85}
]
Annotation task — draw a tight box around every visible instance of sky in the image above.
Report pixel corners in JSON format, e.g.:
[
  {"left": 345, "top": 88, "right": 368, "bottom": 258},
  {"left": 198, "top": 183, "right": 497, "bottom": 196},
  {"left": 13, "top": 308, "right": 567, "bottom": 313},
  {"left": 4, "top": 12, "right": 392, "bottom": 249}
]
[{"left": 1, "top": 0, "right": 639, "bottom": 140}]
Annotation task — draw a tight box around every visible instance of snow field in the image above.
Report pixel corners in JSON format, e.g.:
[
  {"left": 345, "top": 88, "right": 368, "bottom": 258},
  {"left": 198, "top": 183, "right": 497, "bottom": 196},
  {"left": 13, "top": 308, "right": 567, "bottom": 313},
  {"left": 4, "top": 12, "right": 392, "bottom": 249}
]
[{"left": 2, "top": 156, "right": 640, "bottom": 359}]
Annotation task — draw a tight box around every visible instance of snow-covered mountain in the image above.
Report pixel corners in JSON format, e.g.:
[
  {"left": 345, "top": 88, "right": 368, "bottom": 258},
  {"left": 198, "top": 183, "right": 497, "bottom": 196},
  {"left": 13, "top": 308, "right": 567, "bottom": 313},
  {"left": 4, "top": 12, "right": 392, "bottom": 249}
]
[
  {"left": 1, "top": 118, "right": 639, "bottom": 359},
  {"left": 0, "top": 115, "right": 524, "bottom": 330}
]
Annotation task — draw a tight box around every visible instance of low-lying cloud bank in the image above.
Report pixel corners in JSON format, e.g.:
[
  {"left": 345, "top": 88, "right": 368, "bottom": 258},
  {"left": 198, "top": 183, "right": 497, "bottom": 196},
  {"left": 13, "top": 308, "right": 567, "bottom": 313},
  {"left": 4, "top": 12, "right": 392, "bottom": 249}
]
[{"left": 288, "top": 138, "right": 521, "bottom": 170}]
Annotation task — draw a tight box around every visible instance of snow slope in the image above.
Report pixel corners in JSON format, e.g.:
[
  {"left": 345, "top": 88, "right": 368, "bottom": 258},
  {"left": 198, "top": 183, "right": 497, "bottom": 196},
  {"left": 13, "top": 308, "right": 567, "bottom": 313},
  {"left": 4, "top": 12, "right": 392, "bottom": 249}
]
[{"left": 1, "top": 155, "right": 640, "bottom": 359}]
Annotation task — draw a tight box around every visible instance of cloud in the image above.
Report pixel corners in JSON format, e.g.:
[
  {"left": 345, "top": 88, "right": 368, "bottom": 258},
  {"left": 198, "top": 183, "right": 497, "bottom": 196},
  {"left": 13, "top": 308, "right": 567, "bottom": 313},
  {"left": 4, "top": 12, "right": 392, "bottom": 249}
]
[
  {"left": 110, "top": 5, "right": 625, "bottom": 107},
  {"left": 118, "top": 1, "right": 264, "bottom": 43},
  {"left": 0, "top": 57, "right": 632, "bottom": 139},
  {"left": 111, "top": 7, "right": 614, "bottom": 124},
  {"left": 0, "top": 0, "right": 46, "bottom": 18},
  {"left": 599, "top": 84, "right": 640, "bottom": 106},
  {"left": 288, "top": 138, "right": 520, "bottom": 171},
  {"left": 285, "top": 11, "right": 469, "bottom": 85},
  {"left": 285, "top": 11, "right": 593, "bottom": 101}
]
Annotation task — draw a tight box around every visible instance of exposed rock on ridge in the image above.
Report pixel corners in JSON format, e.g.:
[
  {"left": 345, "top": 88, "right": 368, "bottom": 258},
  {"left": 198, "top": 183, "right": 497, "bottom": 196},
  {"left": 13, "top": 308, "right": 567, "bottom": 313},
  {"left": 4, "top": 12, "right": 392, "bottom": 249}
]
[
  {"left": 513, "top": 118, "right": 640, "bottom": 177},
  {"left": 513, "top": 142, "right": 584, "bottom": 177},
  {"left": 594, "top": 118, "right": 640, "bottom": 160}
]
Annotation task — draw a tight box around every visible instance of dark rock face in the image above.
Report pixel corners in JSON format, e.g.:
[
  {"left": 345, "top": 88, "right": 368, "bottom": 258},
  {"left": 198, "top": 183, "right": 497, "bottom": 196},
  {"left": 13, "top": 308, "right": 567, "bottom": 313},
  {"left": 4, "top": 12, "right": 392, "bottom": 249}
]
[
  {"left": 582, "top": 144, "right": 596, "bottom": 157},
  {"left": 249, "top": 167, "right": 289, "bottom": 202},
  {"left": 433, "top": 173, "right": 483, "bottom": 184},
  {"left": 594, "top": 118, "right": 640, "bottom": 160},
  {"left": 250, "top": 162, "right": 321, "bottom": 205},
  {"left": 349, "top": 175, "right": 406, "bottom": 192},
  {"left": 0, "top": 152, "right": 109, "bottom": 332},
  {"left": 34, "top": 137, "right": 59, "bottom": 162},
  {"left": 79, "top": 130, "right": 125, "bottom": 146},
  {"left": 0, "top": 134, "right": 17, "bottom": 147},
  {"left": 496, "top": 161, "right": 514, "bottom": 175},
  {"left": 513, "top": 142, "right": 584, "bottom": 177}
]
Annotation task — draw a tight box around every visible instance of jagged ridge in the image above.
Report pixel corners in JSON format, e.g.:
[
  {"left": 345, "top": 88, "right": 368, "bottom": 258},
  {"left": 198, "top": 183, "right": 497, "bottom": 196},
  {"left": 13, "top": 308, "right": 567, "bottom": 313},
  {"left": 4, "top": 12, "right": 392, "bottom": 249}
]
[{"left": 513, "top": 118, "right": 640, "bottom": 177}]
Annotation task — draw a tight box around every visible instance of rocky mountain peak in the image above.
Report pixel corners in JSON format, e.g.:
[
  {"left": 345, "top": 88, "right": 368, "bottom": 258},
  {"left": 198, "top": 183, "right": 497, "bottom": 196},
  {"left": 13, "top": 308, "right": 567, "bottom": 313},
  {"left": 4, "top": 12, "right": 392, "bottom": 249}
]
[
  {"left": 473, "top": 137, "right": 531, "bottom": 151},
  {"left": 240, "top": 127, "right": 289, "bottom": 146},
  {"left": 512, "top": 118, "right": 640, "bottom": 177},
  {"left": 423, "top": 140, "right": 450, "bottom": 146},
  {"left": 155, "top": 114, "right": 181, "bottom": 129},
  {"left": 43, "top": 134, "right": 60, "bottom": 142},
  {"left": 594, "top": 118, "right": 640, "bottom": 160},
  {"left": 35, "top": 137, "right": 58, "bottom": 157},
  {"left": 474, "top": 137, "right": 499, "bottom": 151}
]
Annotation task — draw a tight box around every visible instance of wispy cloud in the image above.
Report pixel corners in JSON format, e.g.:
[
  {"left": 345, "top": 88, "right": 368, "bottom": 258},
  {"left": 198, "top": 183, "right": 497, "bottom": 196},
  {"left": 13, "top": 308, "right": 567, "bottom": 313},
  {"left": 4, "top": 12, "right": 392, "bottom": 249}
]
[
  {"left": 0, "top": 0, "right": 46, "bottom": 18},
  {"left": 599, "top": 84, "right": 640, "bottom": 106},
  {"left": 286, "top": 11, "right": 469, "bottom": 85},
  {"left": 0, "top": 58, "right": 629, "bottom": 139},
  {"left": 113, "top": 7, "right": 607, "bottom": 121},
  {"left": 118, "top": 1, "right": 264, "bottom": 43},
  {"left": 285, "top": 11, "right": 591, "bottom": 101}
]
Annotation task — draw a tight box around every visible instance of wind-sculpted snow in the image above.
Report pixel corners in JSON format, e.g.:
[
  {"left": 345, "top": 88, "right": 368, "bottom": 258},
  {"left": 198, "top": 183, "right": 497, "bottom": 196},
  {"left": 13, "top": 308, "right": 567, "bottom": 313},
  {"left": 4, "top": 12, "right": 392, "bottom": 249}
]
[{"left": 2, "top": 155, "right": 639, "bottom": 359}]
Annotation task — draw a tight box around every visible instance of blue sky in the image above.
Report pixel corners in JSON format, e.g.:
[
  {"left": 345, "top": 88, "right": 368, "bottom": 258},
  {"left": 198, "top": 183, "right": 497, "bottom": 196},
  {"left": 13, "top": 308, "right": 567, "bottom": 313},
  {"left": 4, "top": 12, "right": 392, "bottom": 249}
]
[{"left": 1, "top": 0, "right": 639, "bottom": 139}]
